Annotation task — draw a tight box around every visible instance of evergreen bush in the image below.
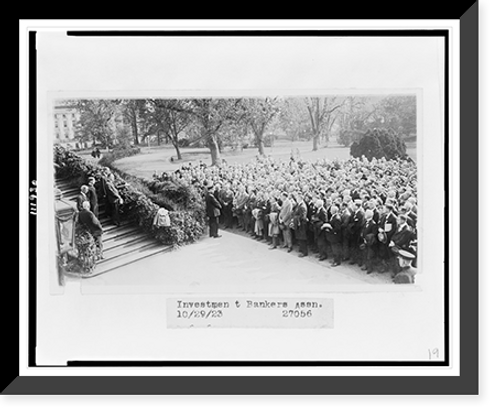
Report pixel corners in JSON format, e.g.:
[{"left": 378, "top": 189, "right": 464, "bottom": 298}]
[{"left": 350, "top": 128, "right": 407, "bottom": 161}]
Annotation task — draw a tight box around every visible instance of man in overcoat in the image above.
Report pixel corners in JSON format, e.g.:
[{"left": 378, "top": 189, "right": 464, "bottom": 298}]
[
  {"left": 76, "top": 185, "right": 89, "bottom": 211},
  {"left": 340, "top": 202, "right": 352, "bottom": 262},
  {"left": 278, "top": 192, "right": 294, "bottom": 252},
  {"left": 87, "top": 177, "right": 99, "bottom": 218},
  {"left": 292, "top": 192, "right": 309, "bottom": 257},
  {"left": 393, "top": 249, "right": 417, "bottom": 284},
  {"left": 388, "top": 214, "right": 417, "bottom": 276},
  {"left": 205, "top": 181, "right": 222, "bottom": 238},
  {"left": 377, "top": 201, "right": 399, "bottom": 272},
  {"left": 360, "top": 209, "right": 379, "bottom": 274},
  {"left": 311, "top": 199, "right": 328, "bottom": 260},
  {"left": 78, "top": 200, "right": 104, "bottom": 259},
  {"left": 323, "top": 204, "right": 343, "bottom": 267},
  {"left": 104, "top": 174, "right": 124, "bottom": 226},
  {"left": 349, "top": 200, "right": 366, "bottom": 266}
]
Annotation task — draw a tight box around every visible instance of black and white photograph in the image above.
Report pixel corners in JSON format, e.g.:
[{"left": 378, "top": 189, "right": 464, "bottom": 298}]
[
  {"left": 53, "top": 93, "right": 418, "bottom": 287},
  {"left": 20, "top": 20, "right": 465, "bottom": 380}
]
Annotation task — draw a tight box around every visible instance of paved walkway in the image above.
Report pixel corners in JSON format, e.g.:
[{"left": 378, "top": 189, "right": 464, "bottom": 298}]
[{"left": 78, "top": 228, "right": 393, "bottom": 295}]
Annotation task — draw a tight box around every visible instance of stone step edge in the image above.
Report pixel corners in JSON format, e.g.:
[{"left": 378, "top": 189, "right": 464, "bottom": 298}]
[
  {"left": 103, "top": 233, "right": 151, "bottom": 252},
  {"left": 89, "top": 245, "right": 173, "bottom": 278},
  {"left": 99, "top": 238, "right": 159, "bottom": 262}
]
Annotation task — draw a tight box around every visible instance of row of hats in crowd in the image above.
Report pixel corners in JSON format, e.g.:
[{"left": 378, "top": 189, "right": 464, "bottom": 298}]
[{"left": 158, "top": 154, "right": 418, "bottom": 228}]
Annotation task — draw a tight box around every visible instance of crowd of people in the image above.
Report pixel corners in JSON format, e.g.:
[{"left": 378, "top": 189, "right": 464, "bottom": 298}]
[{"left": 159, "top": 153, "right": 418, "bottom": 283}]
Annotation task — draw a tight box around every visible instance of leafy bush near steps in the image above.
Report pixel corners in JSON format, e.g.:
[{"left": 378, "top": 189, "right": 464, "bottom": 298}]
[
  {"left": 54, "top": 145, "right": 206, "bottom": 248},
  {"left": 98, "top": 146, "right": 141, "bottom": 165}
]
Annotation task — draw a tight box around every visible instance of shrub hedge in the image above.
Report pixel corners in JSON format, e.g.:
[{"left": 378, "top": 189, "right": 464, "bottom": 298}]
[
  {"left": 350, "top": 128, "right": 407, "bottom": 161},
  {"left": 54, "top": 145, "right": 206, "bottom": 248},
  {"left": 98, "top": 145, "right": 141, "bottom": 165}
]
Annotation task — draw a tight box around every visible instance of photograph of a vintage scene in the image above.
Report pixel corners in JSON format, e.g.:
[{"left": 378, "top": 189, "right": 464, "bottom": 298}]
[{"left": 53, "top": 93, "right": 419, "bottom": 291}]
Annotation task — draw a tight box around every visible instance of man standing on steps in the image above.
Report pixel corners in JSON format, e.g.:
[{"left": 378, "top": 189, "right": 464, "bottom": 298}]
[
  {"left": 76, "top": 185, "right": 89, "bottom": 211},
  {"left": 78, "top": 200, "right": 104, "bottom": 260},
  {"left": 87, "top": 177, "right": 99, "bottom": 218},
  {"left": 104, "top": 173, "right": 124, "bottom": 226},
  {"left": 205, "top": 181, "right": 222, "bottom": 238}
]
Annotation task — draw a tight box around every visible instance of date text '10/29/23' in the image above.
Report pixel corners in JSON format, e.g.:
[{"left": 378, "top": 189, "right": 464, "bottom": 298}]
[{"left": 167, "top": 298, "right": 334, "bottom": 328}]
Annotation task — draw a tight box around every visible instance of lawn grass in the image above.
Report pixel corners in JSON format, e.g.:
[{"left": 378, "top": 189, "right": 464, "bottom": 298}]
[{"left": 104, "top": 139, "right": 417, "bottom": 180}]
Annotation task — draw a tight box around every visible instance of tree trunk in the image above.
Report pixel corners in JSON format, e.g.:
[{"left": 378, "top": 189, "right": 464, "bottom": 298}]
[
  {"left": 174, "top": 143, "right": 182, "bottom": 160},
  {"left": 132, "top": 115, "right": 139, "bottom": 145},
  {"left": 255, "top": 131, "right": 266, "bottom": 156},
  {"left": 208, "top": 135, "right": 222, "bottom": 166},
  {"left": 312, "top": 131, "right": 320, "bottom": 151}
]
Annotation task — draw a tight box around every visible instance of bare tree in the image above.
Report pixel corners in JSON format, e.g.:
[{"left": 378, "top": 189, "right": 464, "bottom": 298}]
[
  {"left": 240, "top": 97, "right": 280, "bottom": 156},
  {"left": 144, "top": 99, "right": 191, "bottom": 160},
  {"left": 304, "top": 97, "right": 344, "bottom": 151},
  {"left": 185, "top": 98, "right": 242, "bottom": 166}
]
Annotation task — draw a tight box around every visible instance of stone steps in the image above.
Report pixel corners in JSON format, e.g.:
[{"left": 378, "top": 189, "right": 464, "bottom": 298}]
[
  {"left": 55, "top": 177, "right": 169, "bottom": 278},
  {"left": 90, "top": 244, "right": 172, "bottom": 278}
]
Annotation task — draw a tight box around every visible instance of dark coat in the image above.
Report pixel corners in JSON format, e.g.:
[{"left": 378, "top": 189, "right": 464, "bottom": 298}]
[
  {"left": 96, "top": 176, "right": 108, "bottom": 199},
  {"left": 205, "top": 191, "right": 222, "bottom": 218},
  {"left": 87, "top": 185, "right": 99, "bottom": 215},
  {"left": 379, "top": 212, "right": 398, "bottom": 243},
  {"left": 391, "top": 224, "right": 416, "bottom": 251},
  {"left": 105, "top": 179, "right": 121, "bottom": 203},
  {"left": 311, "top": 206, "right": 328, "bottom": 231},
  {"left": 351, "top": 209, "right": 366, "bottom": 241},
  {"left": 220, "top": 189, "right": 234, "bottom": 205},
  {"left": 362, "top": 219, "right": 378, "bottom": 246},
  {"left": 78, "top": 209, "right": 103, "bottom": 236},
  {"left": 340, "top": 209, "right": 352, "bottom": 240},
  {"left": 293, "top": 201, "right": 309, "bottom": 240},
  {"left": 325, "top": 213, "right": 342, "bottom": 244},
  {"left": 75, "top": 192, "right": 89, "bottom": 211}
]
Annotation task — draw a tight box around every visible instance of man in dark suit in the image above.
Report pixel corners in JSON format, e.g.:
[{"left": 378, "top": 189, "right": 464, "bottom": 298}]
[
  {"left": 292, "top": 192, "right": 309, "bottom": 257},
  {"left": 323, "top": 204, "right": 343, "bottom": 267},
  {"left": 390, "top": 214, "right": 416, "bottom": 251},
  {"left": 219, "top": 183, "right": 235, "bottom": 229},
  {"left": 87, "top": 177, "right": 99, "bottom": 218},
  {"left": 361, "top": 209, "right": 379, "bottom": 274},
  {"left": 279, "top": 192, "right": 294, "bottom": 252},
  {"left": 340, "top": 202, "right": 352, "bottom": 262},
  {"left": 388, "top": 214, "right": 417, "bottom": 277},
  {"left": 311, "top": 199, "right": 328, "bottom": 260},
  {"left": 78, "top": 201, "right": 104, "bottom": 259},
  {"left": 205, "top": 181, "right": 222, "bottom": 238},
  {"left": 76, "top": 185, "right": 89, "bottom": 211},
  {"left": 377, "top": 201, "right": 399, "bottom": 272},
  {"left": 104, "top": 173, "right": 124, "bottom": 226},
  {"left": 349, "top": 200, "right": 366, "bottom": 266}
]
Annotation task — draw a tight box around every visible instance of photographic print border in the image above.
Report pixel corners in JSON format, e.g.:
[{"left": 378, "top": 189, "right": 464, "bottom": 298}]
[{"left": 9, "top": 12, "right": 474, "bottom": 394}]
